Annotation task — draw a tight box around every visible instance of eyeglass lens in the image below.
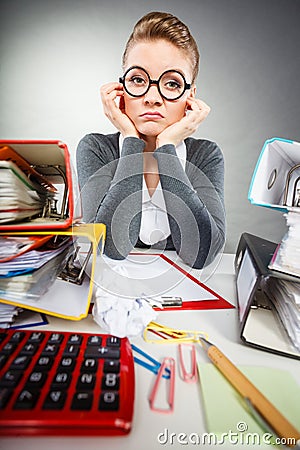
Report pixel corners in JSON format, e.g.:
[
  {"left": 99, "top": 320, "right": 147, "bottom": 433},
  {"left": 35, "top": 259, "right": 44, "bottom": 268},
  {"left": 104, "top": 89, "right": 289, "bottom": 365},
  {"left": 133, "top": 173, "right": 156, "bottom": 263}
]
[{"left": 123, "top": 67, "right": 187, "bottom": 100}]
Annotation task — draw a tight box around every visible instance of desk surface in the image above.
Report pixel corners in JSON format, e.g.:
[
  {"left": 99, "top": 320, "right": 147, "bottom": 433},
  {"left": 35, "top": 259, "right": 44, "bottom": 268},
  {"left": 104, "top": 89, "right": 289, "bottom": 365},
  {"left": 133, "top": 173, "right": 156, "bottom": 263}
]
[{"left": 2, "top": 253, "right": 300, "bottom": 450}]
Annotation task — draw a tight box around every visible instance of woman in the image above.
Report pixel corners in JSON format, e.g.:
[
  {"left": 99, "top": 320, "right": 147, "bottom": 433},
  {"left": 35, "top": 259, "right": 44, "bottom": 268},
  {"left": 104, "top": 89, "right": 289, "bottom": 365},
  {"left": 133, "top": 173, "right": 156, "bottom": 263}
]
[{"left": 76, "top": 11, "right": 225, "bottom": 269}]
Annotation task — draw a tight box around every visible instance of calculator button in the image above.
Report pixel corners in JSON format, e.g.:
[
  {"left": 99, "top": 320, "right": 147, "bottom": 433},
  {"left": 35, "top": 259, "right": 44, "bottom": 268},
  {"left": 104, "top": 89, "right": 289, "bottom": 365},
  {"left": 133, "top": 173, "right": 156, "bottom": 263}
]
[
  {"left": 71, "top": 392, "right": 93, "bottom": 410},
  {"left": 101, "top": 373, "right": 120, "bottom": 390},
  {"left": 34, "top": 356, "right": 53, "bottom": 371},
  {"left": 68, "top": 334, "right": 83, "bottom": 345},
  {"left": 76, "top": 373, "right": 95, "bottom": 390},
  {"left": 20, "top": 343, "right": 39, "bottom": 356},
  {"left": 10, "top": 355, "right": 31, "bottom": 370},
  {"left": 0, "top": 387, "right": 12, "bottom": 409},
  {"left": 1, "top": 342, "right": 17, "bottom": 354},
  {"left": 87, "top": 335, "right": 102, "bottom": 346},
  {"left": 106, "top": 336, "right": 121, "bottom": 347},
  {"left": 81, "top": 358, "right": 98, "bottom": 372},
  {"left": 41, "top": 344, "right": 59, "bottom": 356},
  {"left": 51, "top": 371, "right": 71, "bottom": 389},
  {"left": 9, "top": 332, "right": 25, "bottom": 343},
  {"left": 84, "top": 346, "right": 120, "bottom": 359},
  {"left": 28, "top": 332, "right": 45, "bottom": 344},
  {"left": 59, "top": 357, "right": 76, "bottom": 370},
  {"left": 14, "top": 389, "right": 40, "bottom": 409},
  {"left": 103, "top": 360, "right": 120, "bottom": 373},
  {"left": 0, "top": 370, "right": 23, "bottom": 387},
  {"left": 26, "top": 371, "right": 47, "bottom": 388},
  {"left": 43, "top": 390, "right": 66, "bottom": 410},
  {"left": 47, "top": 333, "right": 64, "bottom": 344},
  {"left": 99, "top": 391, "right": 119, "bottom": 411},
  {"left": 63, "top": 344, "right": 79, "bottom": 357}
]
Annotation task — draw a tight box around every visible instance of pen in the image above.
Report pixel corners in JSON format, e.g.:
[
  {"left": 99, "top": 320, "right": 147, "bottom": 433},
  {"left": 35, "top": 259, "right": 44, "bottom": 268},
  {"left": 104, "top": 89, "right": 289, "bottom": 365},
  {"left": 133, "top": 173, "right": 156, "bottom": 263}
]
[{"left": 199, "top": 337, "right": 300, "bottom": 447}]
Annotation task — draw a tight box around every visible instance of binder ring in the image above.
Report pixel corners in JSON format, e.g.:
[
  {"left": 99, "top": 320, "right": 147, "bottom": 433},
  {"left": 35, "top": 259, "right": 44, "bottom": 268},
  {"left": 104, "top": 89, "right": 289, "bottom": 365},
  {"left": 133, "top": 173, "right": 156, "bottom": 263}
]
[{"left": 267, "top": 168, "right": 277, "bottom": 190}]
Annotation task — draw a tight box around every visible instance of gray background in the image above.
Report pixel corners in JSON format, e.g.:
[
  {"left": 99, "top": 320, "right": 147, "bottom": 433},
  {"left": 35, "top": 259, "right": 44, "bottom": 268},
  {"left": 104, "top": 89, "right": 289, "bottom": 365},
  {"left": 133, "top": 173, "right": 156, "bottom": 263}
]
[{"left": 1, "top": 0, "right": 299, "bottom": 253}]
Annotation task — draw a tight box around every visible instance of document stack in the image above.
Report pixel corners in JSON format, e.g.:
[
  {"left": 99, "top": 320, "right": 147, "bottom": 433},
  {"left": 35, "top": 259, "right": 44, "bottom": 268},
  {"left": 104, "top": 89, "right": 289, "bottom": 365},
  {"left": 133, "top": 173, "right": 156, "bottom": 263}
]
[
  {"left": 267, "top": 210, "right": 300, "bottom": 352},
  {"left": 245, "top": 137, "right": 300, "bottom": 355},
  {"left": 0, "top": 235, "right": 75, "bottom": 303},
  {"left": 269, "top": 211, "right": 300, "bottom": 278},
  {"left": 0, "top": 303, "right": 22, "bottom": 329},
  {"left": 0, "top": 139, "right": 105, "bottom": 327},
  {"left": 0, "top": 160, "right": 55, "bottom": 225},
  {"left": 266, "top": 276, "right": 300, "bottom": 351}
]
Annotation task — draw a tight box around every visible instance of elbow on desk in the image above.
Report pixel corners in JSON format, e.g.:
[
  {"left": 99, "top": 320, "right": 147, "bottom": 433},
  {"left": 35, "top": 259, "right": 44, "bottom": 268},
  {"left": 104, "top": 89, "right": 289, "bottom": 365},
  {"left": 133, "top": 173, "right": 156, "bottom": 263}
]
[
  {"left": 179, "top": 230, "right": 225, "bottom": 270},
  {"left": 101, "top": 231, "right": 138, "bottom": 261},
  {"left": 102, "top": 241, "right": 131, "bottom": 261}
]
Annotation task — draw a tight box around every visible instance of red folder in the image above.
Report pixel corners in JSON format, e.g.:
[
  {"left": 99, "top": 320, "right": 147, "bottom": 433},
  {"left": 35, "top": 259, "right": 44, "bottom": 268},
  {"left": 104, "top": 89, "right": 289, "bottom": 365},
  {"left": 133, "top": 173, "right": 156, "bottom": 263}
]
[
  {"left": 0, "top": 139, "right": 81, "bottom": 230},
  {"left": 0, "top": 235, "right": 53, "bottom": 262},
  {"left": 132, "top": 253, "right": 234, "bottom": 311}
]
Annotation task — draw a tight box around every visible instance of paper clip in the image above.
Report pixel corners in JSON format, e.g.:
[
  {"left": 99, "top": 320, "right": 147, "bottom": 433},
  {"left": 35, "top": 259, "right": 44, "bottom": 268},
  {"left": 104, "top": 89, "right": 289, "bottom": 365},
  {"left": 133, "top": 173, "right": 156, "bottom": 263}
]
[
  {"left": 131, "top": 344, "right": 170, "bottom": 379},
  {"left": 144, "top": 321, "right": 208, "bottom": 344},
  {"left": 149, "top": 321, "right": 187, "bottom": 339},
  {"left": 149, "top": 357, "right": 175, "bottom": 413},
  {"left": 178, "top": 343, "right": 198, "bottom": 383}
]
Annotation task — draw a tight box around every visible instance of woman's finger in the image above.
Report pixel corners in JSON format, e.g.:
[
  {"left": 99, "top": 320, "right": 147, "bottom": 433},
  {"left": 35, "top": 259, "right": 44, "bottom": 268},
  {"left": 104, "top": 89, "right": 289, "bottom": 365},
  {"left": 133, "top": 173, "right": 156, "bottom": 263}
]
[
  {"left": 186, "top": 97, "right": 210, "bottom": 112},
  {"left": 99, "top": 82, "right": 138, "bottom": 137},
  {"left": 185, "top": 98, "right": 210, "bottom": 125},
  {"left": 100, "top": 83, "right": 123, "bottom": 105}
]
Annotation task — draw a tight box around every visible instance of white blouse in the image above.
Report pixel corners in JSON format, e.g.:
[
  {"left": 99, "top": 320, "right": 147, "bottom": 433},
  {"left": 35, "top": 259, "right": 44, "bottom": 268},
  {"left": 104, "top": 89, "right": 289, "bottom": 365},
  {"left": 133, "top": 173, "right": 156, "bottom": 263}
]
[{"left": 119, "top": 135, "right": 186, "bottom": 245}]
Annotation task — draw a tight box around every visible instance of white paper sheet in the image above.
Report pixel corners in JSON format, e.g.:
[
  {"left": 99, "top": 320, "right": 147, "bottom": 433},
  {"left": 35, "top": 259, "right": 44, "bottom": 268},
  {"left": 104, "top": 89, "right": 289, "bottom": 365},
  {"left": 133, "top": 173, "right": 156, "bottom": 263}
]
[{"left": 95, "top": 253, "right": 217, "bottom": 302}]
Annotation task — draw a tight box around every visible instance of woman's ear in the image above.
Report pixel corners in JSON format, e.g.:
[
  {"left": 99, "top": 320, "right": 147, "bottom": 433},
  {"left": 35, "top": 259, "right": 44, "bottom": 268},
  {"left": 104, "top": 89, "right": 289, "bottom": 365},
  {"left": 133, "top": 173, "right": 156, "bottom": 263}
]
[
  {"left": 185, "top": 85, "right": 197, "bottom": 113},
  {"left": 190, "top": 84, "right": 197, "bottom": 98}
]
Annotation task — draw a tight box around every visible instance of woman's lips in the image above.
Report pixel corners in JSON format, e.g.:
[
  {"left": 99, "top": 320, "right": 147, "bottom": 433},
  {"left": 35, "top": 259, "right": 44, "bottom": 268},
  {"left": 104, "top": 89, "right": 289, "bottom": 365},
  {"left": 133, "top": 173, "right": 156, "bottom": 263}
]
[{"left": 140, "top": 111, "right": 163, "bottom": 120}]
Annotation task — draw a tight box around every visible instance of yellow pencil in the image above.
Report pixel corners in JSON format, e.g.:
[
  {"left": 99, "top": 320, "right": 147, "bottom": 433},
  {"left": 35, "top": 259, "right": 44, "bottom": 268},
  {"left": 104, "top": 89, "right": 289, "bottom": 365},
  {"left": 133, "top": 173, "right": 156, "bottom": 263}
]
[{"left": 199, "top": 337, "right": 300, "bottom": 448}]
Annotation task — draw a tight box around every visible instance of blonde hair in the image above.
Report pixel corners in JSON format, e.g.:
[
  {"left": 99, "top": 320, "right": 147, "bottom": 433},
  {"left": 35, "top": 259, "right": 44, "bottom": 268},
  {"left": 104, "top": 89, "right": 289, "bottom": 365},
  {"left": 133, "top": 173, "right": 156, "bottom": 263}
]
[{"left": 122, "top": 11, "right": 200, "bottom": 83}]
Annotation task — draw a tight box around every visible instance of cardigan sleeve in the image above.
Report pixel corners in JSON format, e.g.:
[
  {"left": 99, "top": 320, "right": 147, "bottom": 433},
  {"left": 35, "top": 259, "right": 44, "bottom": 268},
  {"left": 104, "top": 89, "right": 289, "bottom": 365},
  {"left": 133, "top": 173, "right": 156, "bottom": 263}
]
[
  {"left": 76, "top": 134, "right": 144, "bottom": 259},
  {"left": 153, "top": 140, "right": 225, "bottom": 269}
]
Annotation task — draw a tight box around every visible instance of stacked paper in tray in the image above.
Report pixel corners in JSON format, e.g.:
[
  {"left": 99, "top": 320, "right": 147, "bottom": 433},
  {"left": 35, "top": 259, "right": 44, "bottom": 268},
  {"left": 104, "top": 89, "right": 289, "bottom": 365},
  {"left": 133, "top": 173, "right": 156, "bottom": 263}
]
[
  {"left": 0, "top": 141, "right": 101, "bottom": 325},
  {"left": 266, "top": 211, "right": 300, "bottom": 351},
  {"left": 248, "top": 137, "right": 300, "bottom": 353},
  {"left": 269, "top": 212, "right": 300, "bottom": 278},
  {"left": 0, "top": 140, "right": 83, "bottom": 230},
  {"left": 0, "top": 235, "right": 75, "bottom": 304},
  {"left": 266, "top": 277, "right": 300, "bottom": 350},
  {"left": 0, "top": 303, "right": 22, "bottom": 329},
  {"left": 0, "top": 160, "right": 54, "bottom": 224}
]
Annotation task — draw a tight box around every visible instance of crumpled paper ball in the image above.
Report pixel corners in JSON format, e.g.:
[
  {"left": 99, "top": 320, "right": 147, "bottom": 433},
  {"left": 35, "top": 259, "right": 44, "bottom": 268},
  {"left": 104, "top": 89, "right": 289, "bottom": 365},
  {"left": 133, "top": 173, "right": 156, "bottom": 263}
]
[
  {"left": 92, "top": 260, "right": 157, "bottom": 338},
  {"left": 93, "top": 289, "right": 157, "bottom": 338}
]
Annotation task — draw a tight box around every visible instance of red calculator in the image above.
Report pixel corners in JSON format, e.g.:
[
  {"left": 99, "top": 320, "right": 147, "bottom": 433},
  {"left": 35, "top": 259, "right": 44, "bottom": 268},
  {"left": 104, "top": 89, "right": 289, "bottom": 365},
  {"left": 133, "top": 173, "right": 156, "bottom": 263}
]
[{"left": 0, "top": 329, "right": 135, "bottom": 436}]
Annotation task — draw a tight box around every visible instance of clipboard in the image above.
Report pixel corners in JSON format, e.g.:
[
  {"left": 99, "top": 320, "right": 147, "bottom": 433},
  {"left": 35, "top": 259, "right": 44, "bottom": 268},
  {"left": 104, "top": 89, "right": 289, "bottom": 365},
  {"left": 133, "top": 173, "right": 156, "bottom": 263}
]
[
  {"left": 235, "top": 232, "right": 300, "bottom": 359},
  {"left": 0, "top": 223, "right": 106, "bottom": 321},
  {"left": 248, "top": 137, "right": 300, "bottom": 212},
  {"left": 97, "top": 252, "right": 234, "bottom": 311},
  {"left": 0, "top": 139, "right": 82, "bottom": 230},
  {"left": 156, "top": 254, "right": 234, "bottom": 310}
]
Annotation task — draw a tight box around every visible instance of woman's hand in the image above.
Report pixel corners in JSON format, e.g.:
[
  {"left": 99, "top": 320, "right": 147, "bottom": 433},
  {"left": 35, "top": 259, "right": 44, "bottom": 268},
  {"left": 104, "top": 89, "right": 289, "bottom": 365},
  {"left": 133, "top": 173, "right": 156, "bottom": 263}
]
[
  {"left": 156, "top": 97, "right": 211, "bottom": 148},
  {"left": 100, "top": 82, "right": 139, "bottom": 138}
]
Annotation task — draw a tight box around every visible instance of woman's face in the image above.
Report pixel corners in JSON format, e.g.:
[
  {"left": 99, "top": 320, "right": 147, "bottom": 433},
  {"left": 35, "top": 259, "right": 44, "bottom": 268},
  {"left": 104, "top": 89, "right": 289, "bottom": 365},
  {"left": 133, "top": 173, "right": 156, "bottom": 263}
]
[{"left": 123, "top": 39, "right": 196, "bottom": 138}]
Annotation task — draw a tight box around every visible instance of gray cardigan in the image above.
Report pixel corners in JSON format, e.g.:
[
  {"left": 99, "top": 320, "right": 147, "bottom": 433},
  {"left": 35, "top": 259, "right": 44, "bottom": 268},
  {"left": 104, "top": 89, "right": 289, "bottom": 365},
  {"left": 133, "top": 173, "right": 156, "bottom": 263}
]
[{"left": 76, "top": 132, "right": 225, "bottom": 269}]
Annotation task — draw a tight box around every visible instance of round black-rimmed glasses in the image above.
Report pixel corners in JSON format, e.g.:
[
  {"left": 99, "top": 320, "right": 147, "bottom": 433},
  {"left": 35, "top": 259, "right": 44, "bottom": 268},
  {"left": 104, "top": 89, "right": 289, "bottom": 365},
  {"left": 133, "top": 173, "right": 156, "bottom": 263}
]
[{"left": 119, "top": 66, "right": 191, "bottom": 101}]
